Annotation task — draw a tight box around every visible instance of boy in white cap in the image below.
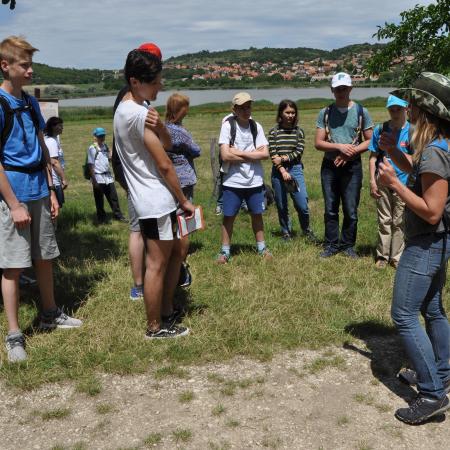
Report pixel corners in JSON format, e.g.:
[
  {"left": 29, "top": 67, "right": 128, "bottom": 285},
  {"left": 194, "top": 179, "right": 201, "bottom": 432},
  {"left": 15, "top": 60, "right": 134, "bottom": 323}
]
[
  {"left": 315, "top": 72, "right": 373, "bottom": 258},
  {"left": 369, "top": 95, "right": 412, "bottom": 269},
  {"left": 216, "top": 92, "right": 271, "bottom": 263},
  {"left": 87, "top": 127, "right": 126, "bottom": 224}
]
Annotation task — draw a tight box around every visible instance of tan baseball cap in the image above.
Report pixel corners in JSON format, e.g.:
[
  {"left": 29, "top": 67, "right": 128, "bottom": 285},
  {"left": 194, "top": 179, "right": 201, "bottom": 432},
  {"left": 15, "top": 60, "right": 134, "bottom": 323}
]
[{"left": 232, "top": 92, "right": 253, "bottom": 106}]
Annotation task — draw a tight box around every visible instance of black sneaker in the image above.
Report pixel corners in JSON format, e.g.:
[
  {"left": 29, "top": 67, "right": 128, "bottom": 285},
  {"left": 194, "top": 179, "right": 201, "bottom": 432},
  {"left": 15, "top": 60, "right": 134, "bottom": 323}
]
[
  {"left": 161, "top": 309, "right": 184, "bottom": 329},
  {"left": 397, "top": 368, "right": 450, "bottom": 394},
  {"left": 303, "top": 229, "right": 319, "bottom": 245},
  {"left": 178, "top": 262, "right": 192, "bottom": 288},
  {"left": 342, "top": 247, "right": 358, "bottom": 259},
  {"left": 319, "top": 246, "right": 339, "bottom": 258},
  {"left": 395, "top": 395, "right": 450, "bottom": 424},
  {"left": 144, "top": 325, "right": 190, "bottom": 339}
]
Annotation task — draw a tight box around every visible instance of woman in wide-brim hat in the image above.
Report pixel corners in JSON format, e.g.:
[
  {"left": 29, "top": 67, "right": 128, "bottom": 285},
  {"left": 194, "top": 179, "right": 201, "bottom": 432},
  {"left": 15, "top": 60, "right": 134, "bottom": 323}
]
[{"left": 378, "top": 72, "right": 450, "bottom": 425}]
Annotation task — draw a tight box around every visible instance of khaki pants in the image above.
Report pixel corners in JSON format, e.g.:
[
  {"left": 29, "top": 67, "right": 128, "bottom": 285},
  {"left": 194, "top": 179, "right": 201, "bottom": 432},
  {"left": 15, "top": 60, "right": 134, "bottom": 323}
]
[{"left": 376, "top": 182, "right": 405, "bottom": 264}]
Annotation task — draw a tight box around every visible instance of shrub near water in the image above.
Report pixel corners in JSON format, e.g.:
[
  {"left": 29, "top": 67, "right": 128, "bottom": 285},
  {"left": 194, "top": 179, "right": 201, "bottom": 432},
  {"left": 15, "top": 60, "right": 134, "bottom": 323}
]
[{"left": 0, "top": 102, "right": 448, "bottom": 389}]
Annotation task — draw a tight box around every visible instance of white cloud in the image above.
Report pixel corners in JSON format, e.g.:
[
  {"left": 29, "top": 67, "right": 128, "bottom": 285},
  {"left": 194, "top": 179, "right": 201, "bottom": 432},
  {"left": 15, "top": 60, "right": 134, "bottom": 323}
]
[{"left": 0, "top": 0, "right": 436, "bottom": 69}]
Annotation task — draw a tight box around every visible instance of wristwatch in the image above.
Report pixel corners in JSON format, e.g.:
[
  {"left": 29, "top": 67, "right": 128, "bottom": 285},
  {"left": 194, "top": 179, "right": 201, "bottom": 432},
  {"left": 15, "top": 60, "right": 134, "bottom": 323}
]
[{"left": 48, "top": 185, "right": 56, "bottom": 191}]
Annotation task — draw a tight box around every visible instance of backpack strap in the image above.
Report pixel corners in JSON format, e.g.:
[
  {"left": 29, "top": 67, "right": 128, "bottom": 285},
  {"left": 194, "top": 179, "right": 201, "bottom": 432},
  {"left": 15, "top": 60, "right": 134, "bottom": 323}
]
[
  {"left": 0, "top": 95, "right": 14, "bottom": 159},
  {"left": 353, "top": 103, "right": 365, "bottom": 145},
  {"left": 323, "top": 104, "right": 333, "bottom": 142},
  {"left": 226, "top": 115, "right": 258, "bottom": 147},
  {"left": 248, "top": 118, "right": 258, "bottom": 147}
]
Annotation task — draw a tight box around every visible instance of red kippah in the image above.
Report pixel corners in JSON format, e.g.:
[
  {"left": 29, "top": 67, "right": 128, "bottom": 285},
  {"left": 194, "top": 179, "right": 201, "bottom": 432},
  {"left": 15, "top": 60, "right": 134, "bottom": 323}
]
[{"left": 138, "top": 43, "right": 162, "bottom": 60}]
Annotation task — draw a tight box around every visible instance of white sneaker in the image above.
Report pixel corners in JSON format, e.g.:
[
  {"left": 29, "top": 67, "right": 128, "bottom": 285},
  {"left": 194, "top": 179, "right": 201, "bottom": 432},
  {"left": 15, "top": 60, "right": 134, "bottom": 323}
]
[
  {"left": 5, "top": 331, "right": 27, "bottom": 363},
  {"left": 39, "top": 308, "right": 83, "bottom": 329}
]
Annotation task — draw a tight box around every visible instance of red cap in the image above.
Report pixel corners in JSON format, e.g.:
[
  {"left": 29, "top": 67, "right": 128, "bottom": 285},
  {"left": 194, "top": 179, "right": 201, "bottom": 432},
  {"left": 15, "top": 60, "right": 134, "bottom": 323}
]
[{"left": 138, "top": 42, "right": 162, "bottom": 60}]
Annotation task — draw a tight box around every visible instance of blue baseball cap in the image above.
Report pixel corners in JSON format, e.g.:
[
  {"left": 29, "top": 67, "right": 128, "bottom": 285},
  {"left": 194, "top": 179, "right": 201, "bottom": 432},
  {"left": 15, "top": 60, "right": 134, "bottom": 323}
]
[
  {"left": 386, "top": 95, "right": 408, "bottom": 109},
  {"left": 93, "top": 127, "right": 106, "bottom": 137}
]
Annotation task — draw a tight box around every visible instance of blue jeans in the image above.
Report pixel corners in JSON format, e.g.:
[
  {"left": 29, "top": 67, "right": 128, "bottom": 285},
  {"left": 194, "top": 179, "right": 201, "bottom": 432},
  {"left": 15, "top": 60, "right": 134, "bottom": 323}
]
[
  {"left": 271, "top": 163, "right": 310, "bottom": 235},
  {"left": 321, "top": 158, "right": 362, "bottom": 250},
  {"left": 391, "top": 233, "right": 450, "bottom": 399}
]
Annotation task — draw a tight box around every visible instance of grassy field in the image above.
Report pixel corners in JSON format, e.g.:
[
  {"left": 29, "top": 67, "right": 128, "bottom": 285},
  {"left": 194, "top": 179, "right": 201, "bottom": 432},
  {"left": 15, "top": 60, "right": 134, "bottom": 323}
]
[{"left": 1, "top": 100, "right": 447, "bottom": 391}]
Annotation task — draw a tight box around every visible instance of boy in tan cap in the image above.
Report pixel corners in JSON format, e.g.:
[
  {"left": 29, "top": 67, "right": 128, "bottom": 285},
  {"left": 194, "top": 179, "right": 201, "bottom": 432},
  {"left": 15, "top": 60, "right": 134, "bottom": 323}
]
[{"left": 216, "top": 92, "right": 272, "bottom": 263}]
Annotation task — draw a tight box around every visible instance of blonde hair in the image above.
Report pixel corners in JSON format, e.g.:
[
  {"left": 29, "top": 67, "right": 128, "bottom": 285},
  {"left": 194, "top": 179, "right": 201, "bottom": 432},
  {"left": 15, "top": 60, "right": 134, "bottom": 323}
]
[
  {"left": 0, "top": 35, "right": 38, "bottom": 64},
  {"left": 165, "top": 93, "right": 190, "bottom": 124},
  {"left": 411, "top": 105, "right": 450, "bottom": 164}
]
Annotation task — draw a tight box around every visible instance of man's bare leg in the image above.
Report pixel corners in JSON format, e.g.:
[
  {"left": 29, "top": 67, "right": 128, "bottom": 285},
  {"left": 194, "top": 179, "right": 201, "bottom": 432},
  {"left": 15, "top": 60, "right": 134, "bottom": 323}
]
[
  {"left": 129, "top": 231, "right": 145, "bottom": 287},
  {"left": 161, "top": 238, "right": 184, "bottom": 317},
  {"left": 143, "top": 238, "right": 173, "bottom": 332},
  {"left": 2, "top": 268, "right": 21, "bottom": 332},
  {"left": 34, "top": 259, "right": 56, "bottom": 312}
]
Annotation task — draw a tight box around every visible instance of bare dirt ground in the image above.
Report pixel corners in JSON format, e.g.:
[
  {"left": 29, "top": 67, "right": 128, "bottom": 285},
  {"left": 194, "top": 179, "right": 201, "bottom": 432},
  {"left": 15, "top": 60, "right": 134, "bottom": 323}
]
[{"left": 1, "top": 336, "right": 449, "bottom": 450}]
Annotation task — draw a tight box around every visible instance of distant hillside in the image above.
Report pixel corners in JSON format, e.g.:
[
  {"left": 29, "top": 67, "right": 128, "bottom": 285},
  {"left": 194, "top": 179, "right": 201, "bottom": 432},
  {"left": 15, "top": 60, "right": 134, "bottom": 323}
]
[
  {"left": 165, "top": 43, "right": 385, "bottom": 65},
  {"left": 31, "top": 63, "right": 114, "bottom": 85}
]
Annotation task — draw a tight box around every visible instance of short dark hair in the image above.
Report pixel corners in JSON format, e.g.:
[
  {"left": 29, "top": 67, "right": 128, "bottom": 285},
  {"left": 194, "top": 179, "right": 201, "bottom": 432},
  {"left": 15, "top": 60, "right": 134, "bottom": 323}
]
[
  {"left": 124, "top": 49, "right": 162, "bottom": 85},
  {"left": 276, "top": 99, "right": 298, "bottom": 124},
  {"left": 44, "top": 116, "right": 63, "bottom": 136}
]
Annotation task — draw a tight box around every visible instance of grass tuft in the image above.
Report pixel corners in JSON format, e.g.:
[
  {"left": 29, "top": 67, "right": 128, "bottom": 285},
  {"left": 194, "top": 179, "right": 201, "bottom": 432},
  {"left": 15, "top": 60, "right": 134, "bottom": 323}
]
[
  {"left": 41, "top": 407, "right": 71, "bottom": 421},
  {"left": 172, "top": 428, "right": 192, "bottom": 443},
  {"left": 178, "top": 390, "right": 195, "bottom": 403},
  {"left": 212, "top": 403, "right": 226, "bottom": 416},
  {"left": 143, "top": 432, "right": 163, "bottom": 446}
]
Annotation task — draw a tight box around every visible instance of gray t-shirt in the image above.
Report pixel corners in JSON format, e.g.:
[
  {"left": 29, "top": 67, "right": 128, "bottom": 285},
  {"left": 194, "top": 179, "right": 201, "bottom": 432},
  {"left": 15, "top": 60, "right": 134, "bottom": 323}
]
[
  {"left": 316, "top": 103, "right": 373, "bottom": 161},
  {"left": 405, "top": 142, "right": 450, "bottom": 239}
]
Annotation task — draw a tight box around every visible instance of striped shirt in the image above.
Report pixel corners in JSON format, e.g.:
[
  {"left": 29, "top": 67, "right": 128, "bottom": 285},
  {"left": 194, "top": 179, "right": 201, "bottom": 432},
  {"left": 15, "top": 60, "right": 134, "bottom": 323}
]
[{"left": 268, "top": 125, "right": 304, "bottom": 171}]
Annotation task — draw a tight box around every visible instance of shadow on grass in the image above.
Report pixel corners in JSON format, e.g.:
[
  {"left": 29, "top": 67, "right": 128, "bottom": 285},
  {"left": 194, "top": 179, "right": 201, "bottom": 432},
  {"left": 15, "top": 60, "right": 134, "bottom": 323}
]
[
  {"left": 344, "top": 321, "right": 417, "bottom": 402},
  {"left": 187, "top": 241, "right": 204, "bottom": 255},
  {"left": 355, "top": 244, "right": 376, "bottom": 258},
  {"left": 174, "top": 286, "right": 208, "bottom": 318},
  {"left": 1, "top": 207, "right": 122, "bottom": 336}
]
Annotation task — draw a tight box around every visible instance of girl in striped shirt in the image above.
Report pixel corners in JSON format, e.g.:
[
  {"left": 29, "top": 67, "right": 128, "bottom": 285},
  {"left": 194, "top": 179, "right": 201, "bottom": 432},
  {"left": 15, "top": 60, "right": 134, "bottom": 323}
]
[{"left": 269, "top": 99, "right": 316, "bottom": 242}]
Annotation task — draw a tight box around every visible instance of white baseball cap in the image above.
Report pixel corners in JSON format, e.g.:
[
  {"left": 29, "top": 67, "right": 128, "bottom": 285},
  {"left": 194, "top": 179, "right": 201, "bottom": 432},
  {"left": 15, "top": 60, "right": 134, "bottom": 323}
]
[{"left": 331, "top": 72, "right": 352, "bottom": 88}]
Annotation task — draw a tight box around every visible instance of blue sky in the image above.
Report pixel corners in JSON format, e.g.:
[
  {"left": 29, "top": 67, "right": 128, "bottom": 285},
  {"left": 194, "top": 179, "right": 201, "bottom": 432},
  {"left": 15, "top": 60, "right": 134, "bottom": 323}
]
[{"left": 0, "top": 0, "right": 434, "bottom": 69}]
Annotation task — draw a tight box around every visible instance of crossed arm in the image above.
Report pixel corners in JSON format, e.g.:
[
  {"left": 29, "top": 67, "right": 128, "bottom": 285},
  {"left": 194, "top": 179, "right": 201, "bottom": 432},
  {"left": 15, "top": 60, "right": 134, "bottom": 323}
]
[{"left": 220, "top": 143, "right": 269, "bottom": 163}]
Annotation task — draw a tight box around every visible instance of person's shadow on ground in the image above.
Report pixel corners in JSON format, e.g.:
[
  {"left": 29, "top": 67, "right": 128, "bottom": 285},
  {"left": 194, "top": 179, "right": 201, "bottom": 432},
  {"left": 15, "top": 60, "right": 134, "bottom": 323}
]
[{"left": 344, "top": 320, "right": 447, "bottom": 423}]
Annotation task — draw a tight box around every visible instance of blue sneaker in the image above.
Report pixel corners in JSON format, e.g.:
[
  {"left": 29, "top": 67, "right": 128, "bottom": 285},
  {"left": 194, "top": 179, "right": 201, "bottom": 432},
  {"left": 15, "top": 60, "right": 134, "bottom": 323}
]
[{"left": 130, "top": 285, "right": 143, "bottom": 301}]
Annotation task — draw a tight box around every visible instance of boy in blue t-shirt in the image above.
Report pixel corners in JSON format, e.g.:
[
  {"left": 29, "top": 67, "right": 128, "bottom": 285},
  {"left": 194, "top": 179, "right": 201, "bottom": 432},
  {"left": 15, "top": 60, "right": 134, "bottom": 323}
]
[
  {"left": 368, "top": 95, "right": 412, "bottom": 269},
  {"left": 0, "top": 36, "right": 82, "bottom": 363}
]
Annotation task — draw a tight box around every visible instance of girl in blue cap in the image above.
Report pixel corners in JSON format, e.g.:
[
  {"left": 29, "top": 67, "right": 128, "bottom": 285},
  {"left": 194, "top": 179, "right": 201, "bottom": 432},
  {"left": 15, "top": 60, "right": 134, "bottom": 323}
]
[
  {"left": 368, "top": 95, "right": 412, "bottom": 269},
  {"left": 87, "top": 127, "right": 126, "bottom": 223}
]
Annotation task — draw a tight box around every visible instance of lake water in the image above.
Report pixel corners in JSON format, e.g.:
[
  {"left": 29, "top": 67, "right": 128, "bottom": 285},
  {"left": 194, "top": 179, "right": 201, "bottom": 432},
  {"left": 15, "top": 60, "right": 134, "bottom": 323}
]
[{"left": 59, "top": 87, "right": 394, "bottom": 108}]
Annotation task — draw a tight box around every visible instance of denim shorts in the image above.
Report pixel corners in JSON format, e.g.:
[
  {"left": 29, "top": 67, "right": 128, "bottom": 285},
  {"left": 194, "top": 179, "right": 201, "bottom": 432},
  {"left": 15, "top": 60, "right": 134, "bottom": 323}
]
[{"left": 222, "top": 185, "right": 264, "bottom": 216}]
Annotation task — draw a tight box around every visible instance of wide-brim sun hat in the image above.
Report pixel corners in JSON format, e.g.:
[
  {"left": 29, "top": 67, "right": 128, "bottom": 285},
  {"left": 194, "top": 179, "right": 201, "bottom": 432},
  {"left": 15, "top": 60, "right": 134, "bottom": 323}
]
[{"left": 390, "top": 72, "right": 450, "bottom": 122}]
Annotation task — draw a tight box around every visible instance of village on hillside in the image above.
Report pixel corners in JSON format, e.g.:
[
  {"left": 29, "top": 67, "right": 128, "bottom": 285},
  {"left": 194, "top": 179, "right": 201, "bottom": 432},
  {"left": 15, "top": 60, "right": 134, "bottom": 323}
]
[{"left": 162, "top": 50, "right": 414, "bottom": 84}]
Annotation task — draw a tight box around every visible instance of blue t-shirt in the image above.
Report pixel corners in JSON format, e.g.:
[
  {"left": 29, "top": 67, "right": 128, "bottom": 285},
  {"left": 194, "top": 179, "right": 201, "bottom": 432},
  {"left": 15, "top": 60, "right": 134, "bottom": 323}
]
[
  {"left": 368, "top": 121, "right": 412, "bottom": 185},
  {"left": 0, "top": 88, "right": 48, "bottom": 202},
  {"left": 316, "top": 103, "right": 373, "bottom": 161}
]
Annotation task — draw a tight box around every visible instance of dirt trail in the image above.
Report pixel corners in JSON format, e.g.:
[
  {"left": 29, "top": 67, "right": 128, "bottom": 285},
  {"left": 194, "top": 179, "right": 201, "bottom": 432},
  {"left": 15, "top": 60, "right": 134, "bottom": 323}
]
[{"left": 1, "top": 337, "right": 449, "bottom": 450}]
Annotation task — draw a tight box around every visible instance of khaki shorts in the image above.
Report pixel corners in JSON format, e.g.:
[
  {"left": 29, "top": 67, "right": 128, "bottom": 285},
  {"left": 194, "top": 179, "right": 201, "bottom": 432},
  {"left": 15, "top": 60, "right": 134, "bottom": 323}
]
[{"left": 0, "top": 197, "right": 60, "bottom": 268}]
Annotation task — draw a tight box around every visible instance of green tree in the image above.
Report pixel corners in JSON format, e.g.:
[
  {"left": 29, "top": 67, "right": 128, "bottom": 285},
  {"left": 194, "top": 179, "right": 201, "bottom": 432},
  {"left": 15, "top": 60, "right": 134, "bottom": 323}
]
[{"left": 366, "top": 0, "right": 450, "bottom": 86}]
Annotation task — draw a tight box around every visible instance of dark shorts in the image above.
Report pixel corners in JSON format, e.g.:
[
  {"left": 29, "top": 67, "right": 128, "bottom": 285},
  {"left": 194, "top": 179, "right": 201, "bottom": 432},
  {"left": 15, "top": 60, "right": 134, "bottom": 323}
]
[
  {"left": 139, "top": 211, "right": 178, "bottom": 241},
  {"left": 222, "top": 185, "right": 264, "bottom": 216}
]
